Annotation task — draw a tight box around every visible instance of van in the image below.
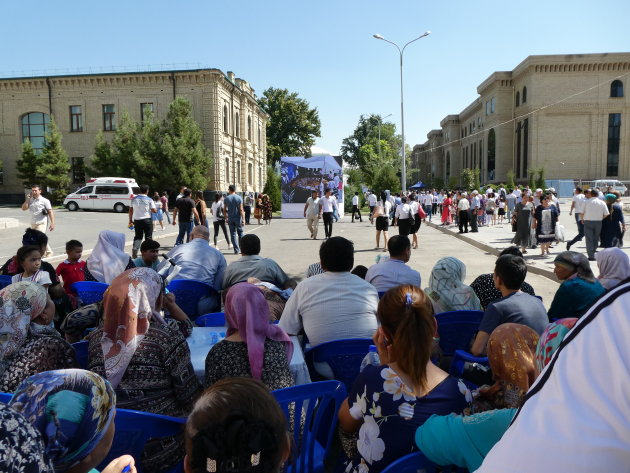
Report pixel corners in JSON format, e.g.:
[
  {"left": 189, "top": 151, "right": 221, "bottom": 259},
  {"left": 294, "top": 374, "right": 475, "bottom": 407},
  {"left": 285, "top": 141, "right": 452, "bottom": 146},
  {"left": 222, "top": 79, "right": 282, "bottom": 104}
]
[
  {"left": 592, "top": 179, "right": 628, "bottom": 195},
  {"left": 63, "top": 177, "right": 140, "bottom": 212}
]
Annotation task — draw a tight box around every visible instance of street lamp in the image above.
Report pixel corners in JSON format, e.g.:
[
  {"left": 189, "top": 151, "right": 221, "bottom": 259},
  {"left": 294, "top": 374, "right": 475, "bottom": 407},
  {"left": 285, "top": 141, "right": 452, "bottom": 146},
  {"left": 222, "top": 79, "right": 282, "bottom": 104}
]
[{"left": 373, "top": 31, "right": 431, "bottom": 192}]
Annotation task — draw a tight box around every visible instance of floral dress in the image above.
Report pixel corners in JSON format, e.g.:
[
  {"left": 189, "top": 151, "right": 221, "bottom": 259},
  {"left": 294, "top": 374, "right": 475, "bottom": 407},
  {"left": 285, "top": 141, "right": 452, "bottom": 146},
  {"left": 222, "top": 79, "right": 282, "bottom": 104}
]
[{"left": 345, "top": 365, "right": 470, "bottom": 473}]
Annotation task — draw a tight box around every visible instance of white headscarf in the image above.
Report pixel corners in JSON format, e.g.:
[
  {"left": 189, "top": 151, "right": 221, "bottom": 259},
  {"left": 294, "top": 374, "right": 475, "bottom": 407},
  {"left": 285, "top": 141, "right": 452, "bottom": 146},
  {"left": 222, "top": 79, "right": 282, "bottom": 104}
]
[
  {"left": 596, "top": 248, "right": 630, "bottom": 290},
  {"left": 86, "top": 231, "right": 129, "bottom": 284}
]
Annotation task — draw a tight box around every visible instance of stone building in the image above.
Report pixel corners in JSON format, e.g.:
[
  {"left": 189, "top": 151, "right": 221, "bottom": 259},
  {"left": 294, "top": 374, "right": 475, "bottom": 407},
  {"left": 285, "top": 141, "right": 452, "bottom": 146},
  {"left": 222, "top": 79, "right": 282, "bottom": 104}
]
[
  {"left": 412, "top": 53, "right": 630, "bottom": 186},
  {"left": 0, "top": 68, "right": 268, "bottom": 202}
]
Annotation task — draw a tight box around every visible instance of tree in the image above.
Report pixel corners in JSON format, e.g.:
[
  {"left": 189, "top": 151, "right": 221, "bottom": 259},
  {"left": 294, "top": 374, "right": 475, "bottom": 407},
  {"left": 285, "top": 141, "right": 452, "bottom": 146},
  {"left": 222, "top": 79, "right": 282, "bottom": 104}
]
[
  {"left": 39, "top": 119, "right": 71, "bottom": 203},
  {"left": 461, "top": 169, "right": 476, "bottom": 191},
  {"left": 258, "top": 87, "right": 321, "bottom": 166},
  {"left": 341, "top": 114, "right": 400, "bottom": 169},
  {"left": 528, "top": 168, "right": 536, "bottom": 189},
  {"left": 536, "top": 166, "right": 546, "bottom": 190},
  {"left": 506, "top": 170, "right": 516, "bottom": 190},
  {"left": 262, "top": 166, "right": 281, "bottom": 211},
  {"left": 371, "top": 163, "right": 401, "bottom": 194},
  {"left": 16, "top": 139, "right": 44, "bottom": 188},
  {"left": 88, "top": 112, "right": 142, "bottom": 178}
]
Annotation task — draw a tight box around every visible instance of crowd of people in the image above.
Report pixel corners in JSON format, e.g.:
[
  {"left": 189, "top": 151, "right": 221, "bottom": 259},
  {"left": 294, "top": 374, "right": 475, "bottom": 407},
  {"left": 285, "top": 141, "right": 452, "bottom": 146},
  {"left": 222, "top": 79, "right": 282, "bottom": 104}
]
[{"left": 1, "top": 180, "right": 629, "bottom": 473}]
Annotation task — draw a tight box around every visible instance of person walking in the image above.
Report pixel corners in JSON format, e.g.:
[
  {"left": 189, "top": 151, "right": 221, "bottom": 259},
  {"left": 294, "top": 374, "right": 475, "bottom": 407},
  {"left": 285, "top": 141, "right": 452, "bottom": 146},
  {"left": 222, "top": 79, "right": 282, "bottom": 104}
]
[
  {"left": 194, "top": 191, "right": 208, "bottom": 227},
  {"left": 566, "top": 187, "right": 588, "bottom": 250},
  {"left": 351, "top": 191, "right": 363, "bottom": 222},
  {"left": 152, "top": 193, "right": 164, "bottom": 231},
  {"left": 374, "top": 192, "right": 392, "bottom": 251},
  {"left": 128, "top": 184, "right": 156, "bottom": 258},
  {"left": 21, "top": 184, "right": 55, "bottom": 257},
  {"left": 254, "top": 193, "right": 263, "bottom": 225},
  {"left": 470, "top": 190, "right": 481, "bottom": 232},
  {"left": 172, "top": 188, "right": 200, "bottom": 246},
  {"left": 582, "top": 189, "right": 609, "bottom": 261},
  {"left": 261, "top": 193, "right": 273, "bottom": 224},
  {"left": 395, "top": 196, "right": 413, "bottom": 236},
  {"left": 243, "top": 192, "right": 253, "bottom": 225},
  {"left": 441, "top": 192, "right": 453, "bottom": 225},
  {"left": 210, "top": 193, "right": 230, "bottom": 250},
  {"left": 160, "top": 191, "right": 171, "bottom": 224},
  {"left": 304, "top": 190, "right": 321, "bottom": 239},
  {"left": 533, "top": 196, "right": 559, "bottom": 256},
  {"left": 512, "top": 195, "right": 534, "bottom": 254},
  {"left": 224, "top": 185, "right": 245, "bottom": 254},
  {"left": 320, "top": 189, "right": 337, "bottom": 239},
  {"left": 457, "top": 192, "right": 470, "bottom": 233},
  {"left": 367, "top": 191, "right": 377, "bottom": 223}
]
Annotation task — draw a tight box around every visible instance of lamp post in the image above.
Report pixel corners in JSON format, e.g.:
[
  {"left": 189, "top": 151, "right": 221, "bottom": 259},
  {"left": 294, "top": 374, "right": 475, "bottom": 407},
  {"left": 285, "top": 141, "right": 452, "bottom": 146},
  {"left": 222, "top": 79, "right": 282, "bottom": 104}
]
[
  {"left": 377, "top": 113, "right": 393, "bottom": 159},
  {"left": 373, "top": 31, "right": 431, "bottom": 192}
]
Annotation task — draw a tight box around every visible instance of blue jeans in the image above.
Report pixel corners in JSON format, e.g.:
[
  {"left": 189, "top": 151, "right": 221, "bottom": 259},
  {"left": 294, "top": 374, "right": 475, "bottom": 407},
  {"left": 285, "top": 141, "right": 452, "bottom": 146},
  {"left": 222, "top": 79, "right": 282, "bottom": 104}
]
[
  {"left": 228, "top": 219, "right": 244, "bottom": 254},
  {"left": 176, "top": 221, "right": 194, "bottom": 245}
]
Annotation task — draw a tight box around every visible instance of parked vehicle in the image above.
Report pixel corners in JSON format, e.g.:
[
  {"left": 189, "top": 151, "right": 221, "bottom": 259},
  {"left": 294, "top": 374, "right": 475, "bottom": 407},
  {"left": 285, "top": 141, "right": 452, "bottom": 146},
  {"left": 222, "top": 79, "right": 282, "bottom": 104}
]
[
  {"left": 63, "top": 177, "right": 140, "bottom": 212},
  {"left": 593, "top": 179, "right": 628, "bottom": 195}
]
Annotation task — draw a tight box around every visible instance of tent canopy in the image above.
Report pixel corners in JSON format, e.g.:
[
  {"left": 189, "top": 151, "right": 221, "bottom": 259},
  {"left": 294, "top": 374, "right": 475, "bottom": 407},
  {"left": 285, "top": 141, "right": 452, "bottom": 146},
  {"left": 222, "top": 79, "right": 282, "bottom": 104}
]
[
  {"left": 281, "top": 155, "right": 341, "bottom": 172},
  {"left": 409, "top": 181, "right": 424, "bottom": 189}
]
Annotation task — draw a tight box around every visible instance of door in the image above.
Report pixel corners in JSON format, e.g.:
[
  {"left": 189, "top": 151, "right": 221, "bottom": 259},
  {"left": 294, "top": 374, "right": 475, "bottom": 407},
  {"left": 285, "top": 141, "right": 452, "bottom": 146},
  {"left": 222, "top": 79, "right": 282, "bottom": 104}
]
[{"left": 74, "top": 186, "right": 95, "bottom": 209}]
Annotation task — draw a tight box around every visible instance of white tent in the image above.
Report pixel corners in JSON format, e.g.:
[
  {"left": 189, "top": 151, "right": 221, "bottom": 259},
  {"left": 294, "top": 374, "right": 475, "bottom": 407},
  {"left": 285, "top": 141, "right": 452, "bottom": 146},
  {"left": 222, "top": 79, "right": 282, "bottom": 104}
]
[{"left": 281, "top": 155, "right": 341, "bottom": 172}]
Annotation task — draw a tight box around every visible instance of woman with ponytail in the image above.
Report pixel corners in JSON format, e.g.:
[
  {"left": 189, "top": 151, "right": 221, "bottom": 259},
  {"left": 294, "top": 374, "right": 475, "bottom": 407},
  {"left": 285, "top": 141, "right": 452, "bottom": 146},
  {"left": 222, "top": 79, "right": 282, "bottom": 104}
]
[{"left": 338, "top": 285, "right": 471, "bottom": 473}]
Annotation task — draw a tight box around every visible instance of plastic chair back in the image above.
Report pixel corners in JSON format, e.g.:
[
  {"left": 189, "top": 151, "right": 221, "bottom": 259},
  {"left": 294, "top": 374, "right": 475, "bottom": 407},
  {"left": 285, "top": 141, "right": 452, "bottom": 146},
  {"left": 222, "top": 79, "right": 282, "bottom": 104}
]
[
  {"left": 72, "top": 340, "right": 89, "bottom": 369},
  {"left": 449, "top": 349, "right": 490, "bottom": 380},
  {"left": 0, "top": 392, "right": 12, "bottom": 403},
  {"left": 381, "top": 452, "right": 436, "bottom": 473},
  {"left": 378, "top": 291, "right": 386, "bottom": 299},
  {"left": 166, "top": 279, "right": 218, "bottom": 320},
  {"left": 304, "top": 339, "right": 373, "bottom": 392},
  {"left": 97, "top": 408, "right": 186, "bottom": 473},
  {"left": 435, "top": 310, "right": 484, "bottom": 357},
  {"left": 71, "top": 281, "right": 109, "bottom": 305},
  {"left": 195, "top": 312, "right": 226, "bottom": 327},
  {"left": 0, "top": 274, "right": 12, "bottom": 290},
  {"left": 272, "top": 380, "right": 346, "bottom": 473}
]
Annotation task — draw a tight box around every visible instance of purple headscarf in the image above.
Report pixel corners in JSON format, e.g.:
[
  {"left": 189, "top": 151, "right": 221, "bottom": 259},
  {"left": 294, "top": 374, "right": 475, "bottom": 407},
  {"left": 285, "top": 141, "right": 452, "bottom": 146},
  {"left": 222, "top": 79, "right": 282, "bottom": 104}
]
[{"left": 225, "top": 282, "right": 294, "bottom": 379}]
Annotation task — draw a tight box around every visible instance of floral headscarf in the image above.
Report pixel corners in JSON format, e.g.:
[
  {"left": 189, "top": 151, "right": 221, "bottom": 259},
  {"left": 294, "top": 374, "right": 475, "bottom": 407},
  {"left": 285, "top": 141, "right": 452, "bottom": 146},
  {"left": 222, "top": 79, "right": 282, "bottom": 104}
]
[
  {"left": 596, "top": 248, "right": 630, "bottom": 290},
  {"left": 535, "top": 318, "right": 578, "bottom": 373},
  {"left": 9, "top": 369, "right": 115, "bottom": 472},
  {"left": 425, "top": 257, "right": 482, "bottom": 312},
  {"left": 0, "top": 282, "right": 48, "bottom": 369},
  {"left": 101, "top": 267, "right": 165, "bottom": 388}
]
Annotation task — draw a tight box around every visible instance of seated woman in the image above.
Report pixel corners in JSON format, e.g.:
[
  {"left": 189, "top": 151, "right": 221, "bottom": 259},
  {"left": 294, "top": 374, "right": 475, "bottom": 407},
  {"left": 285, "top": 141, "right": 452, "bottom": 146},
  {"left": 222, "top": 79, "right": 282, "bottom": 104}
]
[
  {"left": 470, "top": 246, "right": 536, "bottom": 309},
  {"left": 205, "top": 282, "right": 294, "bottom": 390},
  {"left": 548, "top": 251, "right": 606, "bottom": 320},
  {"left": 11, "top": 245, "right": 52, "bottom": 288},
  {"left": 338, "top": 285, "right": 470, "bottom": 473},
  {"left": 88, "top": 267, "right": 201, "bottom": 472},
  {"left": 0, "top": 281, "right": 76, "bottom": 392},
  {"left": 596, "top": 247, "right": 630, "bottom": 291},
  {"left": 10, "top": 369, "right": 136, "bottom": 473},
  {"left": 415, "top": 319, "right": 576, "bottom": 472},
  {"left": 84, "top": 230, "right": 135, "bottom": 283},
  {"left": 185, "top": 377, "right": 290, "bottom": 473},
  {"left": 425, "top": 257, "right": 482, "bottom": 313}
]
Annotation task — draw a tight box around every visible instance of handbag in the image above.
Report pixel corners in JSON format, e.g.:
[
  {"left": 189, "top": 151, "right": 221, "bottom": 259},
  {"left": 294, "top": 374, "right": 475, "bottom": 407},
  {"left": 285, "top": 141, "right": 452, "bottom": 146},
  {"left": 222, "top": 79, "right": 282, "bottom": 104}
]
[
  {"left": 511, "top": 214, "right": 517, "bottom": 232},
  {"left": 418, "top": 205, "right": 427, "bottom": 220},
  {"left": 408, "top": 207, "right": 416, "bottom": 226},
  {"left": 555, "top": 223, "right": 565, "bottom": 242}
]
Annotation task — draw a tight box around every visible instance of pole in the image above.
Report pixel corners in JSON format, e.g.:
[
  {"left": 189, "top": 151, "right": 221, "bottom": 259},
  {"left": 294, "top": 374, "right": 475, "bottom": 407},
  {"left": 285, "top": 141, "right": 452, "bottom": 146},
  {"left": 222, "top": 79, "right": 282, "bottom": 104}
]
[
  {"left": 399, "top": 52, "right": 406, "bottom": 193},
  {"left": 378, "top": 119, "right": 382, "bottom": 159}
]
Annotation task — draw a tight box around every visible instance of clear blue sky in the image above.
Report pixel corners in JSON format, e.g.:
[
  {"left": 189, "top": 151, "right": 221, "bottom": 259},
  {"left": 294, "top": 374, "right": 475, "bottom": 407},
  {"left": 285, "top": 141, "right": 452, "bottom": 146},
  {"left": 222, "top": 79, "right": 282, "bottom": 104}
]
[{"left": 3, "top": 0, "right": 629, "bottom": 155}]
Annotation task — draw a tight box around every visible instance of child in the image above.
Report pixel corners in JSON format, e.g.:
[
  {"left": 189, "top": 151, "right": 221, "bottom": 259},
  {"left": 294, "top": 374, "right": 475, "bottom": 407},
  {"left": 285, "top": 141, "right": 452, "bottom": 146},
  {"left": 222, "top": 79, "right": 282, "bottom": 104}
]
[
  {"left": 12, "top": 245, "right": 51, "bottom": 288},
  {"left": 55, "top": 240, "right": 86, "bottom": 303},
  {"left": 132, "top": 239, "right": 160, "bottom": 270}
]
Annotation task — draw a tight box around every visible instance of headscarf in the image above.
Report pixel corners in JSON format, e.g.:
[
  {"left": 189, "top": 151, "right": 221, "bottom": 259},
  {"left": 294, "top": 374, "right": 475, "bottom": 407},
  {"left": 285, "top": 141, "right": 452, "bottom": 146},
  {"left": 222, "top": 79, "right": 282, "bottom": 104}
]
[
  {"left": 425, "top": 257, "right": 482, "bottom": 312},
  {"left": 596, "top": 248, "right": 630, "bottom": 290},
  {"left": 535, "top": 318, "right": 578, "bottom": 373},
  {"left": 224, "top": 282, "right": 293, "bottom": 379},
  {"left": 101, "top": 267, "right": 165, "bottom": 388},
  {"left": 9, "top": 369, "right": 116, "bottom": 472},
  {"left": 553, "top": 251, "right": 596, "bottom": 283},
  {"left": 0, "top": 403, "right": 55, "bottom": 473},
  {"left": 0, "top": 282, "right": 48, "bottom": 372},
  {"left": 86, "top": 230, "right": 130, "bottom": 283},
  {"left": 479, "top": 323, "right": 539, "bottom": 409}
]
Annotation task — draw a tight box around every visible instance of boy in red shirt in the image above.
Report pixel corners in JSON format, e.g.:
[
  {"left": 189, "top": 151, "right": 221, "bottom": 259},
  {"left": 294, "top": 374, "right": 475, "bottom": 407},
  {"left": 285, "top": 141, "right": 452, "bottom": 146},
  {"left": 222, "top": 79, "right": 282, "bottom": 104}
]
[{"left": 55, "top": 240, "right": 86, "bottom": 307}]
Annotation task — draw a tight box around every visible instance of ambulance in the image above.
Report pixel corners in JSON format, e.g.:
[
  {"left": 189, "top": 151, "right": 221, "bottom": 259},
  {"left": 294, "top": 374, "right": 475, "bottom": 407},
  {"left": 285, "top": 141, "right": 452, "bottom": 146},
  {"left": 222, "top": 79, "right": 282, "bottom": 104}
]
[{"left": 63, "top": 177, "right": 140, "bottom": 212}]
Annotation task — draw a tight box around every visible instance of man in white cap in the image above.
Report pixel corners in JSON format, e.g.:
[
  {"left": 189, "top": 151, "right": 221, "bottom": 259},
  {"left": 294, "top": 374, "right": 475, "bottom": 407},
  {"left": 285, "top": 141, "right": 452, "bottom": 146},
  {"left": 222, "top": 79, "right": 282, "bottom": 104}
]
[
  {"left": 470, "top": 190, "right": 481, "bottom": 232},
  {"left": 457, "top": 192, "right": 470, "bottom": 233}
]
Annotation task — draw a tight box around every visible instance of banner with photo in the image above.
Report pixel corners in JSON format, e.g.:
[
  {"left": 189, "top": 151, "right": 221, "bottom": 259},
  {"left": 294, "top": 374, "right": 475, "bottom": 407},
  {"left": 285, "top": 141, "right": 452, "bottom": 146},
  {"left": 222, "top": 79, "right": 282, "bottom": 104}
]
[{"left": 280, "top": 155, "right": 343, "bottom": 218}]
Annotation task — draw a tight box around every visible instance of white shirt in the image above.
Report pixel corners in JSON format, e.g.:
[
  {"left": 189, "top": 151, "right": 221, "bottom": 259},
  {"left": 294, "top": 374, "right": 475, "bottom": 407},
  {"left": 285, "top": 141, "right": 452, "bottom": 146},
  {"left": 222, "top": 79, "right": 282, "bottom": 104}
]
[
  {"left": 572, "top": 193, "right": 587, "bottom": 214},
  {"left": 279, "top": 271, "right": 379, "bottom": 346},
  {"left": 12, "top": 270, "right": 52, "bottom": 286},
  {"left": 305, "top": 197, "right": 321, "bottom": 219},
  {"left": 422, "top": 194, "right": 433, "bottom": 206},
  {"left": 210, "top": 201, "right": 224, "bottom": 222},
  {"left": 321, "top": 196, "right": 337, "bottom": 213},
  {"left": 409, "top": 201, "right": 420, "bottom": 215},
  {"left": 395, "top": 203, "right": 412, "bottom": 219},
  {"left": 352, "top": 195, "right": 359, "bottom": 206},
  {"left": 458, "top": 198, "right": 470, "bottom": 210},
  {"left": 365, "top": 258, "right": 421, "bottom": 293},
  {"left": 368, "top": 194, "right": 377, "bottom": 206},
  {"left": 471, "top": 195, "right": 481, "bottom": 209},
  {"left": 130, "top": 194, "right": 156, "bottom": 220},
  {"left": 583, "top": 197, "right": 609, "bottom": 221},
  {"left": 28, "top": 196, "right": 52, "bottom": 225}
]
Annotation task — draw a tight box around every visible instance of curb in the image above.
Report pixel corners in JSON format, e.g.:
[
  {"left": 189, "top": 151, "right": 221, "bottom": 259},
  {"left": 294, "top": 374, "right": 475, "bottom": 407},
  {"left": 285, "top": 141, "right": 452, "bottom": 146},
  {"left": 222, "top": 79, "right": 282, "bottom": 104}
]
[{"left": 424, "top": 220, "right": 558, "bottom": 281}]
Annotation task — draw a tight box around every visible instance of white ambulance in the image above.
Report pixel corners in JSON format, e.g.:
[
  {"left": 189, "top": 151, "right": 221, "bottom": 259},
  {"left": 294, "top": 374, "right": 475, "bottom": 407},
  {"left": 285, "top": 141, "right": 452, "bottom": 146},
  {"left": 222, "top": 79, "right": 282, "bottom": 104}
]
[{"left": 63, "top": 177, "right": 140, "bottom": 213}]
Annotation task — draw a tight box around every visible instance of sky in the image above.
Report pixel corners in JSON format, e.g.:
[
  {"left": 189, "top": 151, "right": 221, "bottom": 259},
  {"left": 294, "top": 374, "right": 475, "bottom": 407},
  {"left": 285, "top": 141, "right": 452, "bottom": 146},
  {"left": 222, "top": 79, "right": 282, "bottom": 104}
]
[{"left": 2, "top": 0, "right": 629, "bottom": 156}]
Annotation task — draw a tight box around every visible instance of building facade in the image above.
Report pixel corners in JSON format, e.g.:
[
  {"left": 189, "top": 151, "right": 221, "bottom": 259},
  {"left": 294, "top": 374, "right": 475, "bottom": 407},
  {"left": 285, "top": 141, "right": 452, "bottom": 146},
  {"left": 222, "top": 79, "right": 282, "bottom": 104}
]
[
  {"left": 413, "top": 53, "right": 630, "bottom": 186},
  {"left": 0, "top": 68, "right": 268, "bottom": 202}
]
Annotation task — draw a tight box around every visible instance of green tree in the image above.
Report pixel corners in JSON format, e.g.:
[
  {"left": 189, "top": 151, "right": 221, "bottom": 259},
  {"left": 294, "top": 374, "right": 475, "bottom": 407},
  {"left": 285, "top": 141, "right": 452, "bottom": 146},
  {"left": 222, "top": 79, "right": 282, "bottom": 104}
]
[
  {"left": 461, "top": 169, "right": 476, "bottom": 191},
  {"left": 258, "top": 87, "right": 321, "bottom": 166},
  {"left": 16, "top": 139, "right": 44, "bottom": 188},
  {"left": 448, "top": 176, "right": 459, "bottom": 189},
  {"left": 372, "top": 163, "right": 401, "bottom": 194},
  {"left": 506, "top": 170, "right": 516, "bottom": 190},
  {"left": 341, "top": 114, "right": 400, "bottom": 169},
  {"left": 262, "top": 165, "right": 281, "bottom": 211},
  {"left": 473, "top": 169, "right": 481, "bottom": 191},
  {"left": 536, "top": 166, "right": 546, "bottom": 190},
  {"left": 39, "top": 119, "right": 71, "bottom": 203},
  {"left": 528, "top": 168, "right": 536, "bottom": 189}
]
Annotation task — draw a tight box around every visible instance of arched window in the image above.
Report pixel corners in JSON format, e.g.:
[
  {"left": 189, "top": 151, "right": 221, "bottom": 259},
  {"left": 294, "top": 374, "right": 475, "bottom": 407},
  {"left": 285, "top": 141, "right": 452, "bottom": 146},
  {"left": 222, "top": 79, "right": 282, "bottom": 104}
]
[
  {"left": 446, "top": 151, "right": 451, "bottom": 180},
  {"left": 237, "top": 160, "right": 241, "bottom": 183},
  {"left": 223, "top": 105, "right": 228, "bottom": 133},
  {"left": 522, "top": 86, "right": 527, "bottom": 103},
  {"left": 257, "top": 123, "right": 261, "bottom": 145},
  {"left": 21, "top": 112, "right": 50, "bottom": 153},
  {"left": 611, "top": 80, "right": 624, "bottom": 97},
  {"left": 235, "top": 112, "right": 240, "bottom": 137},
  {"left": 515, "top": 91, "right": 520, "bottom": 107},
  {"left": 487, "top": 128, "right": 496, "bottom": 181},
  {"left": 247, "top": 115, "right": 252, "bottom": 140},
  {"left": 225, "top": 158, "right": 230, "bottom": 183}
]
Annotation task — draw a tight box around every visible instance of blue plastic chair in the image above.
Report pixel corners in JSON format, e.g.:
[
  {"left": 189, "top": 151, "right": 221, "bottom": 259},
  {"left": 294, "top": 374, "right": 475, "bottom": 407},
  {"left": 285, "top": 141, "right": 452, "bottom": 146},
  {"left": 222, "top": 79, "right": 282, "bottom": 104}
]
[
  {"left": 381, "top": 452, "right": 436, "bottom": 473},
  {"left": 272, "top": 380, "right": 346, "bottom": 473},
  {"left": 71, "top": 281, "right": 109, "bottom": 305},
  {"left": 97, "top": 408, "right": 186, "bottom": 473},
  {"left": 0, "top": 274, "right": 12, "bottom": 289},
  {"left": 449, "top": 349, "right": 490, "bottom": 380},
  {"left": 0, "top": 392, "right": 12, "bottom": 403},
  {"left": 72, "top": 340, "right": 89, "bottom": 369},
  {"left": 378, "top": 291, "right": 386, "bottom": 299},
  {"left": 304, "top": 339, "right": 373, "bottom": 392},
  {"left": 166, "top": 279, "right": 218, "bottom": 320},
  {"left": 434, "top": 310, "right": 484, "bottom": 357},
  {"left": 195, "top": 312, "right": 226, "bottom": 327}
]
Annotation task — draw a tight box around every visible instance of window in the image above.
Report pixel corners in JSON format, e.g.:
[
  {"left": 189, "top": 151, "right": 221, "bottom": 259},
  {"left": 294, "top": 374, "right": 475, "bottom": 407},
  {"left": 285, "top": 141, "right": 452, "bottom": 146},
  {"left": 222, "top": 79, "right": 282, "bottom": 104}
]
[
  {"left": 491, "top": 98, "right": 496, "bottom": 113},
  {"left": 485, "top": 101, "right": 490, "bottom": 116},
  {"left": 516, "top": 122, "right": 522, "bottom": 179},
  {"left": 71, "top": 157, "right": 85, "bottom": 184},
  {"left": 21, "top": 112, "right": 50, "bottom": 152},
  {"left": 487, "top": 128, "right": 496, "bottom": 181},
  {"left": 247, "top": 115, "right": 252, "bottom": 141},
  {"left": 607, "top": 113, "right": 621, "bottom": 176},
  {"left": 248, "top": 163, "right": 253, "bottom": 184},
  {"left": 522, "top": 86, "right": 527, "bottom": 103},
  {"left": 259, "top": 165, "right": 262, "bottom": 190},
  {"left": 0, "top": 160, "right": 3, "bottom": 185},
  {"left": 223, "top": 105, "right": 228, "bottom": 132},
  {"left": 70, "top": 106, "right": 83, "bottom": 132},
  {"left": 479, "top": 140, "right": 483, "bottom": 171},
  {"left": 141, "top": 103, "right": 154, "bottom": 122},
  {"left": 225, "top": 158, "right": 230, "bottom": 183},
  {"left": 235, "top": 112, "right": 240, "bottom": 137},
  {"left": 515, "top": 91, "right": 520, "bottom": 107},
  {"left": 76, "top": 186, "right": 93, "bottom": 194},
  {"left": 611, "top": 80, "right": 624, "bottom": 98},
  {"left": 237, "top": 160, "right": 241, "bottom": 183},
  {"left": 523, "top": 119, "right": 529, "bottom": 178},
  {"left": 102, "top": 105, "right": 116, "bottom": 131},
  {"left": 95, "top": 186, "right": 127, "bottom": 194},
  {"left": 445, "top": 152, "right": 450, "bottom": 180},
  {"left": 258, "top": 123, "right": 261, "bottom": 145}
]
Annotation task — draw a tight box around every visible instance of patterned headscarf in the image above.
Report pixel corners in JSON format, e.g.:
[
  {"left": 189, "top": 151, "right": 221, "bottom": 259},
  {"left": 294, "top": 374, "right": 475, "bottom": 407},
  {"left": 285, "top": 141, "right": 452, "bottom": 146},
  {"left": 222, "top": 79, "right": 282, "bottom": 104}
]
[
  {"left": 9, "top": 369, "right": 115, "bottom": 472},
  {"left": 0, "top": 403, "right": 54, "bottom": 473},
  {"left": 101, "top": 267, "right": 165, "bottom": 388},
  {"left": 596, "top": 248, "right": 630, "bottom": 290},
  {"left": 0, "top": 282, "right": 48, "bottom": 369},
  {"left": 224, "top": 282, "right": 293, "bottom": 380},
  {"left": 426, "top": 257, "right": 482, "bottom": 312},
  {"left": 86, "top": 230, "right": 130, "bottom": 284},
  {"left": 554, "top": 251, "right": 596, "bottom": 283},
  {"left": 535, "top": 318, "right": 578, "bottom": 373}
]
